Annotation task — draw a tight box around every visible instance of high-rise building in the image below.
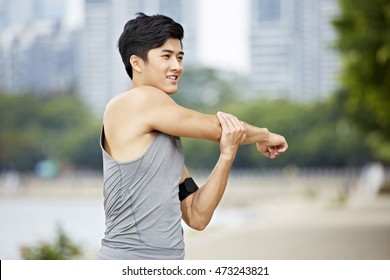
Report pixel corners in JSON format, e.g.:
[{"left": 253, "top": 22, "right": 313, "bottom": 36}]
[
  {"left": 0, "top": 0, "right": 66, "bottom": 28},
  {"left": 250, "top": 0, "right": 340, "bottom": 101},
  {"left": 78, "top": 0, "right": 134, "bottom": 116},
  {"left": 0, "top": 19, "right": 76, "bottom": 95},
  {"left": 0, "top": 0, "right": 77, "bottom": 95}
]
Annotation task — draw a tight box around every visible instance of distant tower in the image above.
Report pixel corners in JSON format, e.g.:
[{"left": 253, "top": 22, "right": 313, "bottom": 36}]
[
  {"left": 78, "top": 0, "right": 140, "bottom": 115},
  {"left": 250, "top": 0, "right": 339, "bottom": 101}
]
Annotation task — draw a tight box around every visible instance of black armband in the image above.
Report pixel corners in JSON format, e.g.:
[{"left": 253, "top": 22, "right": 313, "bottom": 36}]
[{"left": 179, "top": 177, "right": 199, "bottom": 201}]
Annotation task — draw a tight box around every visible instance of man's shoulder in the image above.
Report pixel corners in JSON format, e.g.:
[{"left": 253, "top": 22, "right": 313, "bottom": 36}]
[{"left": 103, "top": 86, "right": 173, "bottom": 120}]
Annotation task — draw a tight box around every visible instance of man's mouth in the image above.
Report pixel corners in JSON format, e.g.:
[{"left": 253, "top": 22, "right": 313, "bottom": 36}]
[{"left": 166, "top": 75, "right": 178, "bottom": 80}]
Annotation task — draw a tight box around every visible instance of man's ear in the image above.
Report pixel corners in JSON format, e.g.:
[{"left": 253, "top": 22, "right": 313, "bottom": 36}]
[{"left": 130, "top": 55, "right": 143, "bottom": 74}]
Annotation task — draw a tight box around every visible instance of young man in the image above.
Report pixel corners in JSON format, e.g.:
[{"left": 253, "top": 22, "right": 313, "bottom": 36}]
[{"left": 96, "top": 13, "right": 288, "bottom": 260}]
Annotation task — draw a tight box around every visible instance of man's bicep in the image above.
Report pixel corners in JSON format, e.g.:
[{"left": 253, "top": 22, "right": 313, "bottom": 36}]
[{"left": 145, "top": 93, "right": 221, "bottom": 142}]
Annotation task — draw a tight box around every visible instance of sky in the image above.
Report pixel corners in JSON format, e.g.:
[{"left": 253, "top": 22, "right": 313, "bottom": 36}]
[
  {"left": 197, "top": 0, "right": 250, "bottom": 73},
  {"left": 63, "top": 0, "right": 250, "bottom": 73},
  {"left": 64, "top": 0, "right": 84, "bottom": 29}
]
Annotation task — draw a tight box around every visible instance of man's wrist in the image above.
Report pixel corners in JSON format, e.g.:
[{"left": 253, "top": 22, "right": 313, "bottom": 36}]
[
  {"left": 241, "top": 122, "right": 270, "bottom": 145},
  {"left": 219, "top": 152, "right": 236, "bottom": 164},
  {"left": 258, "top": 128, "right": 270, "bottom": 145}
]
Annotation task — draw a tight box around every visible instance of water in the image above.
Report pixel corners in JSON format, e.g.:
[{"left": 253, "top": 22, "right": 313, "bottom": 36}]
[
  {"left": 0, "top": 196, "right": 105, "bottom": 259},
  {"left": 0, "top": 196, "right": 255, "bottom": 259}
]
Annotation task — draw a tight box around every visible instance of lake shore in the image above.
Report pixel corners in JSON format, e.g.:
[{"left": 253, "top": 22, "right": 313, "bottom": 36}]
[{"left": 1, "top": 173, "right": 389, "bottom": 260}]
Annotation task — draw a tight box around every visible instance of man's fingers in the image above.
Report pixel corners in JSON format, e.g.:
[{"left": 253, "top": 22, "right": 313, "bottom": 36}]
[
  {"left": 222, "top": 113, "right": 236, "bottom": 129},
  {"left": 218, "top": 112, "right": 240, "bottom": 130},
  {"left": 225, "top": 113, "right": 245, "bottom": 132},
  {"left": 217, "top": 111, "right": 229, "bottom": 129},
  {"left": 267, "top": 144, "right": 288, "bottom": 159}
]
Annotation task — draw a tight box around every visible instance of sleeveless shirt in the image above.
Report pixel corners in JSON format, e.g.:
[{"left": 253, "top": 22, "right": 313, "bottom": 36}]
[{"left": 96, "top": 129, "right": 185, "bottom": 259}]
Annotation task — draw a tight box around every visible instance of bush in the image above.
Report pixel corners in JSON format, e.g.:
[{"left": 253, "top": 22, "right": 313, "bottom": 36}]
[{"left": 20, "top": 226, "right": 83, "bottom": 260}]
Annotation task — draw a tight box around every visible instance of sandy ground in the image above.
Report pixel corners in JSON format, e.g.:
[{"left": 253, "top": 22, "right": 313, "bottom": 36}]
[
  {"left": 184, "top": 197, "right": 390, "bottom": 259},
  {"left": 184, "top": 176, "right": 390, "bottom": 260},
  {"left": 1, "top": 173, "right": 389, "bottom": 260}
]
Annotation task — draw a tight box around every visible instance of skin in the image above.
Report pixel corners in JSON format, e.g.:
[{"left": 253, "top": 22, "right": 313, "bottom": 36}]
[{"left": 103, "top": 38, "right": 288, "bottom": 230}]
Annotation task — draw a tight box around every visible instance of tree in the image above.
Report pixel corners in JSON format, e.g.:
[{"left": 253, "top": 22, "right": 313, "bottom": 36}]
[
  {"left": 0, "top": 93, "right": 44, "bottom": 170},
  {"left": 173, "top": 66, "right": 250, "bottom": 109},
  {"left": 182, "top": 96, "right": 372, "bottom": 169},
  {"left": 0, "top": 92, "right": 101, "bottom": 172},
  {"left": 332, "top": 0, "right": 390, "bottom": 162}
]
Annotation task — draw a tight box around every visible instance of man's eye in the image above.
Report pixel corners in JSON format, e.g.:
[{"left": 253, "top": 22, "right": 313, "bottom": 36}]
[{"left": 178, "top": 56, "right": 183, "bottom": 61}]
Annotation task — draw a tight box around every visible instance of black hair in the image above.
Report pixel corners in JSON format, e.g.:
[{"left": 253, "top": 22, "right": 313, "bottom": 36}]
[{"left": 118, "top": 12, "right": 184, "bottom": 79}]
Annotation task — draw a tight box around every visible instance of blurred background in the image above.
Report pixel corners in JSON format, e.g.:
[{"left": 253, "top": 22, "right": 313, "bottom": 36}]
[{"left": 0, "top": 0, "right": 389, "bottom": 259}]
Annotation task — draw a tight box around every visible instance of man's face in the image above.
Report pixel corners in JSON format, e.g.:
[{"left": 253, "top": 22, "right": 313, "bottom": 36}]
[{"left": 142, "top": 38, "right": 184, "bottom": 94}]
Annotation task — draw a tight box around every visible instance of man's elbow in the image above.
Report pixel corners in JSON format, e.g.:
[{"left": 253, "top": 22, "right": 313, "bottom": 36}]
[
  {"left": 187, "top": 215, "right": 210, "bottom": 231},
  {"left": 189, "top": 222, "right": 208, "bottom": 231}
]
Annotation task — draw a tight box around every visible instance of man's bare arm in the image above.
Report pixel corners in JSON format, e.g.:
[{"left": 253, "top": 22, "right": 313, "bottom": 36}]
[
  {"left": 105, "top": 85, "right": 287, "bottom": 158},
  {"left": 180, "top": 112, "right": 245, "bottom": 230},
  {"left": 138, "top": 86, "right": 222, "bottom": 142},
  {"left": 138, "top": 86, "right": 278, "bottom": 146}
]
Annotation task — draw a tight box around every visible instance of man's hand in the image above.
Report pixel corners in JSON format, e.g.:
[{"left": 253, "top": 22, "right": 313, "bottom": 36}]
[
  {"left": 216, "top": 112, "right": 246, "bottom": 160},
  {"left": 180, "top": 112, "right": 246, "bottom": 230},
  {"left": 256, "top": 132, "right": 288, "bottom": 159}
]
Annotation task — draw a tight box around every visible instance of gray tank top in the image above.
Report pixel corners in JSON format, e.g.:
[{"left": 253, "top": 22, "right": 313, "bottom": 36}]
[{"left": 96, "top": 129, "right": 185, "bottom": 259}]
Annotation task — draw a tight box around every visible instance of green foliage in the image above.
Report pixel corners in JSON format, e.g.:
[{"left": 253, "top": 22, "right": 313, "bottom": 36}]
[
  {"left": 20, "top": 226, "right": 82, "bottom": 260},
  {"left": 182, "top": 95, "right": 372, "bottom": 169},
  {"left": 0, "top": 60, "right": 382, "bottom": 172},
  {"left": 0, "top": 93, "right": 45, "bottom": 170},
  {"left": 0, "top": 92, "right": 102, "bottom": 172},
  {"left": 332, "top": 0, "right": 390, "bottom": 161},
  {"left": 173, "top": 66, "right": 249, "bottom": 109}
]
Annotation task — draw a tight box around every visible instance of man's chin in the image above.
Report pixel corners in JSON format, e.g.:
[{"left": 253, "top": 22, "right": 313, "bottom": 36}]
[{"left": 165, "top": 87, "right": 178, "bottom": 94}]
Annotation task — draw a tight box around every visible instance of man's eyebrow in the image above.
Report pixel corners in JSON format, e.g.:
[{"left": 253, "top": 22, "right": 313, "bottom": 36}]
[{"left": 161, "top": 49, "right": 184, "bottom": 55}]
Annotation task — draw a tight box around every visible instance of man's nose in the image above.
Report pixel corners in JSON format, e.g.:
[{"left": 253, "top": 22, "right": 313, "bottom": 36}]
[{"left": 170, "top": 58, "right": 182, "bottom": 71}]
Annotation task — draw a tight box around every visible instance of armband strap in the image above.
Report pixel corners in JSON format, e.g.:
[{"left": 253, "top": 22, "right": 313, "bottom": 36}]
[{"left": 179, "top": 177, "right": 199, "bottom": 201}]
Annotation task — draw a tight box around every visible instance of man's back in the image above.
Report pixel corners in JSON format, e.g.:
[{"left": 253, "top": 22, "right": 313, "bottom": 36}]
[
  {"left": 102, "top": 88, "right": 156, "bottom": 163},
  {"left": 97, "top": 130, "right": 185, "bottom": 259}
]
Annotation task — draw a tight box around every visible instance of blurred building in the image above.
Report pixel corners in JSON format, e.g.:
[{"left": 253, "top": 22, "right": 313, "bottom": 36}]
[
  {"left": 0, "top": 0, "right": 198, "bottom": 115},
  {"left": 1, "top": 0, "right": 342, "bottom": 110},
  {"left": 0, "top": 0, "right": 77, "bottom": 95},
  {"left": 78, "top": 0, "right": 198, "bottom": 116},
  {"left": 0, "top": 0, "right": 66, "bottom": 28},
  {"left": 0, "top": 20, "right": 77, "bottom": 95},
  {"left": 78, "top": 0, "right": 132, "bottom": 117},
  {"left": 250, "top": 0, "right": 340, "bottom": 101}
]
